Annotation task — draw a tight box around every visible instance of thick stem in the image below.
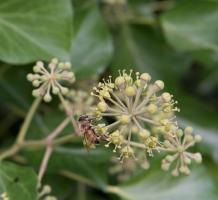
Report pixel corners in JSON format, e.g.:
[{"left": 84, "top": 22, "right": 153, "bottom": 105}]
[
  {"left": 16, "top": 97, "right": 42, "bottom": 144},
  {"left": 0, "top": 145, "right": 20, "bottom": 160},
  {"left": 47, "top": 118, "right": 70, "bottom": 141},
  {"left": 58, "top": 93, "right": 80, "bottom": 135},
  {"left": 22, "top": 134, "right": 77, "bottom": 150},
  {"left": 0, "top": 97, "right": 42, "bottom": 160},
  {"left": 38, "top": 145, "right": 53, "bottom": 183},
  {"left": 77, "top": 183, "right": 86, "bottom": 200}
]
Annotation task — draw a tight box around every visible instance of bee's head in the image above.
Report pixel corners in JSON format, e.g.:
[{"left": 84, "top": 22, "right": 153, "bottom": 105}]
[{"left": 78, "top": 115, "right": 91, "bottom": 122}]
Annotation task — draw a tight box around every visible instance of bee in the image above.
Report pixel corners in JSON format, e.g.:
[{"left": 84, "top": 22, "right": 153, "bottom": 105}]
[{"left": 78, "top": 115, "right": 107, "bottom": 150}]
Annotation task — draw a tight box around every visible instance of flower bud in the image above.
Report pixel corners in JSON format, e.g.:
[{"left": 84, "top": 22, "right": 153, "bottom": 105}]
[
  {"left": 184, "top": 157, "right": 191, "bottom": 165},
  {"left": 33, "top": 65, "right": 41, "bottom": 73},
  {"left": 161, "top": 162, "right": 170, "bottom": 171},
  {"left": 186, "top": 134, "right": 194, "bottom": 143},
  {"left": 121, "top": 146, "right": 134, "bottom": 159},
  {"left": 119, "top": 115, "right": 131, "bottom": 124},
  {"left": 176, "top": 129, "right": 183, "bottom": 137},
  {"left": 161, "top": 92, "right": 171, "bottom": 103},
  {"left": 139, "top": 129, "right": 150, "bottom": 139},
  {"left": 147, "top": 103, "right": 157, "bottom": 114},
  {"left": 52, "top": 86, "right": 59, "bottom": 94},
  {"left": 110, "top": 130, "right": 123, "bottom": 145},
  {"left": 27, "top": 73, "right": 34, "bottom": 81},
  {"left": 65, "top": 62, "right": 71, "bottom": 69},
  {"left": 140, "top": 73, "right": 151, "bottom": 82},
  {"left": 115, "top": 76, "right": 125, "bottom": 87},
  {"left": 61, "top": 87, "right": 69, "bottom": 95},
  {"left": 184, "top": 126, "right": 193, "bottom": 134},
  {"left": 179, "top": 166, "right": 190, "bottom": 175},
  {"left": 131, "top": 125, "right": 139, "bottom": 133},
  {"left": 36, "top": 61, "right": 44, "bottom": 68},
  {"left": 171, "top": 168, "right": 179, "bottom": 177},
  {"left": 154, "top": 80, "right": 164, "bottom": 91},
  {"left": 163, "top": 140, "right": 172, "bottom": 148},
  {"left": 124, "top": 86, "right": 136, "bottom": 97},
  {"left": 195, "top": 135, "right": 202, "bottom": 143},
  {"left": 193, "top": 153, "right": 202, "bottom": 163},
  {"left": 141, "top": 161, "right": 150, "bottom": 170},
  {"left": 166, "top": 155, "right": 174, "bottom": 162},
  {"left": 44, "top": 93, "right": 52, "bottom": 102},
  {"left": 97, "top": 101, "right": 108, "bottom": 112},
  {"left": 51, "top": 58, "right": 58, "bottom": 64},
  {"left": 32, "top": 80, "right": 40, "bottom": 87},
  {"left": 32, "top": 89, "right": 41, "bottom": 97}
]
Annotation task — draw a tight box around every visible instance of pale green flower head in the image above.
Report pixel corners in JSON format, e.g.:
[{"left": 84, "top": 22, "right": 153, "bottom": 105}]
[
  {"left": 90, "top": 70, "right": 202, "bottom": 176},
  {"left": 27, "top": 58, "right": 75, "bottom": 102}
]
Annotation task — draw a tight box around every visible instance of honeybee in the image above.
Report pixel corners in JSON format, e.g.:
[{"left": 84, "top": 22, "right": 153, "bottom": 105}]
[{"left": 78, "top": 115, "right": 107, "bottom": 150}]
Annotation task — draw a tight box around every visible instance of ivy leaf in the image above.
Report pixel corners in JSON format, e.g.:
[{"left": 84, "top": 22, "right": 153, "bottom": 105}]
[
  {"left": 110, "top": 168, "right": 217, "bottom": 200},
  {"left": 0, "top": 0, "right": 73, "bottom": 64},
  {"left": 161, "top": 0, "right": 218, "bottom": 52},
  {"left": 71, "top": 1, "right": 113, "bottom": 78},
  {"left": 110, "top": 24, "right": 190, "bottom": 80},
  {"left": 0, "top": 162, "right": 37, "bottom": 200}
]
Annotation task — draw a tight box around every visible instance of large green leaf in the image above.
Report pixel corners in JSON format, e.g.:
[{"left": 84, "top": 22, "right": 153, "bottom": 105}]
[
  {"left": 161, "top": 0, "right": 218, "bottom": 52},
  {"left": 0, "top": 64, "right": 32, "bottom": 112},
  {"left": 0, "top": 0, "right": 73, "bottom": 64},
  {"left": 0, "top": 162, "right": 37, "bottom": 200},
  {"left": 71, "top": 1, "right": 113, "bottom": 78},
  {"left": 110, "top": 168, "right": 217, "bottom": 200},
  {"left": 110, "top": 24, "right": 190, "bottom": 80}
]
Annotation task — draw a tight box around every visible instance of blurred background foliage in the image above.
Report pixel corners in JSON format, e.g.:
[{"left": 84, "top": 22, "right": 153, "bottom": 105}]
[{"left": 0, "top": 0, "right": 218, "bottom": 199}]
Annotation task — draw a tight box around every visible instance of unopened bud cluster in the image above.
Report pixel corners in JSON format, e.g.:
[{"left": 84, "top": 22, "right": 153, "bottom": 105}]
[
  {"left": 27, "top": 58, "right": 75, "bottom": 102},
  {"left": 62, "top": 90, "right": 94, "bottom": 116},
  {"left": 90, "top": 70, "right": 202, "bottom": 176},
  {"left": 161, "top": 127, "right": 202, "bottom": 176}
]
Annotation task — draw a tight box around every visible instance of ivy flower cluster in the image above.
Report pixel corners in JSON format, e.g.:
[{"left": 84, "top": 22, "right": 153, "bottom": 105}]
[
  {"left": 63, "top": 89, "right": 94, "bottom": 116},
  {"left": 27, "top": 58, "right": 75, "bottom": 102},
  {"left": 90, "top": 70, "right": 202, "bottom": 175},
  {"left": 161, "top": 127, "right": 202, "bottom": 176}
]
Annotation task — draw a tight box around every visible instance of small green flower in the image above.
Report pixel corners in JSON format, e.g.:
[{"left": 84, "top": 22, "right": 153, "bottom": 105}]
[
  {"left": 161, "top": 127, "right": 202, "bottom": 176},
  {"left": 62, "top": 89, "right": 94, "bottom": 116},
  {"left": 89, "top": 70, "right": 202, "bottom": 176},
  {"left": 27, "top": 58, "right": 75, "bottom": 102}
]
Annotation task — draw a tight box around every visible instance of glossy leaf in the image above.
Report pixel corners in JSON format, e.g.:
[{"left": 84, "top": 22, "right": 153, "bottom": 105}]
[
  {"left": 112, "top": 168, "right": 217, "bottom": 200},
  {"left": 71, "top": 2, "right": 113, "bottom": 78},
  {"left": 161, "top": 0, "right": 218, "bottom": 52},
  {"left": 0, "top": 162, "right": 37, "bottom": 200},
  {"left": 0, "top": 0, "right": 73, "bottom": 64}
]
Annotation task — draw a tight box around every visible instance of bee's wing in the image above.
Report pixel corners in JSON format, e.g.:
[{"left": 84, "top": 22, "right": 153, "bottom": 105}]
[{"left": 83, "top": 133, "right": 91, "bottom": 152}]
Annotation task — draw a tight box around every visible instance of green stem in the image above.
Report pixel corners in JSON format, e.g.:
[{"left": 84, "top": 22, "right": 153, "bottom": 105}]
[
  {"left": 77, "top": 183, "right": 86, "bottom": 200},
  {"left": 58, "top": 93, "right": 79, "bottom": 135},
  {"left": 0, "top": 97, "right": 42, "bottom": 160},
  {"left": 16, "top": 97, "right": 42, "bottom": 144},
  {"left": 0, "top": 145, "right": 20, "bottom": 160}
]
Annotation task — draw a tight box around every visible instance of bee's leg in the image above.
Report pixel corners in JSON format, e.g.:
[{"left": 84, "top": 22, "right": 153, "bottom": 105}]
[{"left": 95, "top": 137, "right": 100, "bottom": 144}]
